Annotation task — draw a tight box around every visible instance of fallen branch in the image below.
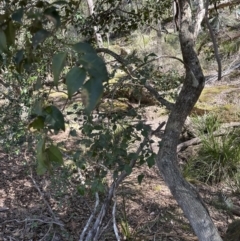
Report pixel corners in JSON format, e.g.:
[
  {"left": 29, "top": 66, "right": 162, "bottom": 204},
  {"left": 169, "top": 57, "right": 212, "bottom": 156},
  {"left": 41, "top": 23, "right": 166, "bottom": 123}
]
[
  {"left": 1, "top": 218, "right": 64, "bottom": 227},
  {"left": 177, "top": 136, "right": 202, "bottom": 152},
  {"left": 0, "top": 207, "right": 9, "bottom": 212},
  {"left": 209, "top": 0, "right": 240, "bottom": 11},
  {"left": 177, "top": 122, "right": 240, "bottom": 152},
  {"left": 206, "top": 58, "right": 240, "bottom": 84}
]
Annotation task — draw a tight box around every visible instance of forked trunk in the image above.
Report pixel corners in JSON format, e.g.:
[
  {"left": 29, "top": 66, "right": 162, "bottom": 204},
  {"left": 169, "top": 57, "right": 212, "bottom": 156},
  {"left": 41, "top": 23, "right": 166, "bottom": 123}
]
[{"left": 156, "top": 1, "right": 223, "bottom": 240}]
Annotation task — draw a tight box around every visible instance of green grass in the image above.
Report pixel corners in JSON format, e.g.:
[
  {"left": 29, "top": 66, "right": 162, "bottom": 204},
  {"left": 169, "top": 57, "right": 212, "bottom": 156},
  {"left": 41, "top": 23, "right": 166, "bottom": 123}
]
[{"left": 183, "top": 114, "right": 240, "bottom": 184}]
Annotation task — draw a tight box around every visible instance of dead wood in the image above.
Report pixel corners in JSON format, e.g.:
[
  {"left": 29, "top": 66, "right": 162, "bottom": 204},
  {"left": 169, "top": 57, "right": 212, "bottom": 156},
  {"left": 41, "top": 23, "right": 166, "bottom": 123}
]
[
  {"left": 209, "top": 0, "right": 240, "bottom": 11},
  {"left": 231, "top": 206, "right": 240, "bottom": 216},
  {"left": 177, "top": 122, "right": 240, "bottom": 153}
]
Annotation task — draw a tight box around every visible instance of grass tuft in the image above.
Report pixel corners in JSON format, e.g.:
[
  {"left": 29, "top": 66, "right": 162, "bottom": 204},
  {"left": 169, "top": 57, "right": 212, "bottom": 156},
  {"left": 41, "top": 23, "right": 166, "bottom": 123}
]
[{"left": 183, "top": 114, "right": 240, "bottom": 184}]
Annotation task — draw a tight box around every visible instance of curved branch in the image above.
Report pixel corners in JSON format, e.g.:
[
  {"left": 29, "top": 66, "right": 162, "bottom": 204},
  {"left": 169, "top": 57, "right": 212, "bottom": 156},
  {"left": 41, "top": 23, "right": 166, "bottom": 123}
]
[
  {"left": 96, "top": 48, "right": 177, "bottom": 109},
  {"left": 144, "top": 83, "right": 174, "bottom": 110}
]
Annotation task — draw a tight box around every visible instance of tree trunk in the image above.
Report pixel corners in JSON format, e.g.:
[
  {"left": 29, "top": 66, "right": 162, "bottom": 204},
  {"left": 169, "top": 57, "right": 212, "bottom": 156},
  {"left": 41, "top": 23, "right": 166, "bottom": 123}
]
[
  {"left": 86, "top": 0, "right": 103, "bottom": 48},
  {"left": 156, "top": 1, "right": 223, "bottom": 240}
]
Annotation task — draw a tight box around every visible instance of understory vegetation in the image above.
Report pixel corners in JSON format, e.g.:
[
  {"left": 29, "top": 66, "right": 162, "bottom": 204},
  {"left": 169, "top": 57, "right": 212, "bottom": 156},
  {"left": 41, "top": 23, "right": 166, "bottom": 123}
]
[
  {"left": 184, "top": 114, "right": 240, "bottom": 186},
  {"left": 1, "top": 0, "right": 240, "bottom": 240}
]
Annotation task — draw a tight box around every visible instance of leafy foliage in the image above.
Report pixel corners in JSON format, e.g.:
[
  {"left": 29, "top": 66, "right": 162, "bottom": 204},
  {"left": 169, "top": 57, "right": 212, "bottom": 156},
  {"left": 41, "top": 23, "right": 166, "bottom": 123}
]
[
  {"left": 67, "top": 111, "right": 155, "bottom": 194},
  {"left": 0, "top": 0, "right": 179, "bottom": 189}
]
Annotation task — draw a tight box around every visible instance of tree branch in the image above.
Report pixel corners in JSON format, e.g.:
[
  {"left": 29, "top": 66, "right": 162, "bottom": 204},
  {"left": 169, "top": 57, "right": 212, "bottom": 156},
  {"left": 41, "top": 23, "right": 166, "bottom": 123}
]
[
  {"left": 204, "top": 0, "right": 222, "bottom": 80},
  {"left": 144, "top": 83, "right": 174, "bottom": 110}
]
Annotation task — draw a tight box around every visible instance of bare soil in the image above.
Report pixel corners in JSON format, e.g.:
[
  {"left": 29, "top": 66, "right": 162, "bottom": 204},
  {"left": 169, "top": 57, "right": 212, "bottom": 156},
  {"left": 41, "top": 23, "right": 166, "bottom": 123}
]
[
  {"left": 1, "top": 78, "right": 240, "bottom": 240},
  {"left": 0, "top": 142, "right": 238, "bottom": 241}
]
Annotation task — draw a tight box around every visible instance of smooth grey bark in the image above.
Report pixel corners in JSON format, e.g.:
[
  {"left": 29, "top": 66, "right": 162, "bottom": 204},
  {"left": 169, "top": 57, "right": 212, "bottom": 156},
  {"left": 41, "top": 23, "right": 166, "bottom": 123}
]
[
  {"left": 156, "top": 1, "right": 223, "bottom": 240},
  {"left": 86, "top": 0, "right": 103, "bottom": 48}
]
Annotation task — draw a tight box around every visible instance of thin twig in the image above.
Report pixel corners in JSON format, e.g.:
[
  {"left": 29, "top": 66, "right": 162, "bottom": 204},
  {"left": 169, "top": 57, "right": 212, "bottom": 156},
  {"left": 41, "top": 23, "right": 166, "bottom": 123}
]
[
  {"left": 206, "top": 59, "right": 240, "bottom": 83},
  {"left": 0, "top": 207, "right": 9, "bottom": 212},
  {"left": 40, "top": 223, "right": 53, "bottom": 241},
  {"left": 8, "top": 236, "right": 17, "bottom": 241},
  {"left": 98, "top": 217, "right": 113, "bottom": 239},
  {"left": 79, "top": 192, "right": 100, "bottom": 241},
  {"left": 1, "top": 218, "right": 64, "bottom": 227},
  {"left": 133, "top": 55, "right": 184, "bottom": 72},
  {"left": 51, "top": 232, "right": 56, "bottom": 241},
  {"left": 112, "top": 198, "right": 120, "bottom": 241},
  {"left": 29, "top": 175, "right": 56, "bottom": 220}
]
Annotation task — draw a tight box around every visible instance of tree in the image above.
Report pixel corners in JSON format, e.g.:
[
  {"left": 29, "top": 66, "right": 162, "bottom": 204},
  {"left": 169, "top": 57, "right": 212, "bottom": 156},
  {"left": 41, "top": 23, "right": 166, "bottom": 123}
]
[
  {"left": 1, "top": 0, "right": 239, "bottom": 240},
  {"left": 156, "top": 0, "right": 222, "bottom": 240}
]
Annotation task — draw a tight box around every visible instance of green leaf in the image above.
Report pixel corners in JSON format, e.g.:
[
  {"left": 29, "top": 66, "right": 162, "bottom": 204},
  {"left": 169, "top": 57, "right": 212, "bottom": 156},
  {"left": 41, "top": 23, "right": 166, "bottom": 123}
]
[
  {"left": 73, "top": 151, "right": 81, "bottom": 161},
  {"left": 69, "top": 129, "right": 77, "bottom": 136},
  {"left": 73, "top": 42, "right": 108, "bottom": 82},
  {"left": 46, "top": 145, "right": 63, "bottom": 165},
  {"left": 137, "top": 174, "right": 144, "bottom": 185},
  {"left": 124, "top": 165, "right": 132, "bottom": 175},
  {"left": 33, "top": 77, "right": 42, "bottom": 90},
  {"left": 19, "top": 0, "right": 28, "bottom": 7},
  {"left": 52, "top": 52, "right": 67, "bottom": 85},
  {"left": 44, "top": 105, "right": 65, "bottom": 131},
  {"left": 0, "top": 30, "right": 8, "bottom": 53},
  {"left": 44, "top": 7, "right": 61, "bottom": 28},
  {"left": 12, "top": 8, "right": 24, "bottom": 23},
  {"left": 128, "top": 152, "right": 138, "bottom": 160},
  {"left": 28, "top": 116, "right": 45, "bottom": 131},
  {"left": 36, "top": 137, "right": 47, "bottom": 175},
  {"left": 66, "top": 67, "right": 86, "bottom": 98},
  {"left": 79, "top": 53, "right": 108, "bottom": 81},
  {"left": 32, "top": 99, "right": 43, "bottom": 116},
  {"left": 135, "top": 122, "right": 143, "bottom": 131},
  {"left": 92, "top": 180, "right": 105, "bottom": 193},
  {"left": 14, "top": 49, "right": 24, "bottom": 65},
  {"left": 146, "top": 154, "right": 156, "bottom": 168},
  {"left": 72, "top": 42, "right": 97, "bottom": 54},
  {"left": 77, "top": 185, "right": 85, "bottom": 196},
  {"left": 37, "top": 153, "right": 48, "bottom": 175},
  {"left": 32, "top": 29, "right": 50, "bottom": 49},
  {"left": 35, "top": 1, "right": 45, "bottom": 8},
  {"left": 83, "top": 77, "right": 103, "bottom": 114},
  {"left": 5, "top": 21, "right": 15, "bottom": 46}
]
